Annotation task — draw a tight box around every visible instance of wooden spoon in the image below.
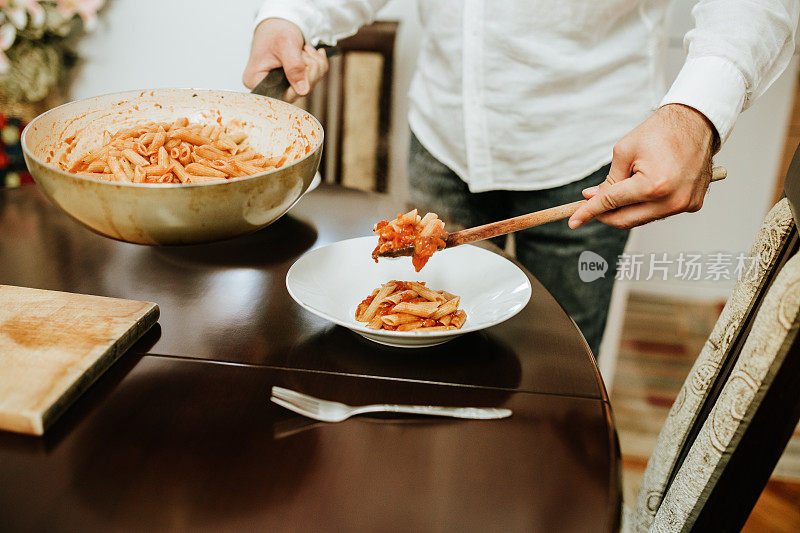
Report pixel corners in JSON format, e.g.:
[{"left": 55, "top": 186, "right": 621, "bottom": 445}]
[{"left": 378, "top": 166, "right": 727, "bottom": 258}]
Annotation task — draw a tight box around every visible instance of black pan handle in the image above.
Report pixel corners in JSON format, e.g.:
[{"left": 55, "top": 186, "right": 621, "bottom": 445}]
[{"left": 251, "top": 45, "right": 340, "bottom": 100}]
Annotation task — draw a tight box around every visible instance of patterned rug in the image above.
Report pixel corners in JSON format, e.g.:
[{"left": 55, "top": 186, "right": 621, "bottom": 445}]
[{"left": 612, "top": 293, "right": 800, "bottom": 507}]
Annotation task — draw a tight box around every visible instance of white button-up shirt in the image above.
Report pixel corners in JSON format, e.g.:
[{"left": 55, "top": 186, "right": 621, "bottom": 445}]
[{"left": 255, "top": 0, "right": 799, "bottom": 192}]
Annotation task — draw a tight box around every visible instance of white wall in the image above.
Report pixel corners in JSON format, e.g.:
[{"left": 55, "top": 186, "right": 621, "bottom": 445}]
[
  {"left": 625, "top": 57, "right": 797, "bottom": 300},
  {"left": 72, "top": 1, "right": 796, "bottom": 303},
  {"left": 623, "top": 0, "right": 798, "bottom": 300},
  {"left": 72, "top": 0, "right": 265, "bottom": 96}
]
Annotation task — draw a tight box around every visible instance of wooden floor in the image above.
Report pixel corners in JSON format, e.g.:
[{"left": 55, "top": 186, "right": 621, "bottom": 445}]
[
  {"left": 613, "top": 293, "right": 800, "bottom": 531},
  {"left": 745, "top": 480, "right": 800, "bottom": 532}
]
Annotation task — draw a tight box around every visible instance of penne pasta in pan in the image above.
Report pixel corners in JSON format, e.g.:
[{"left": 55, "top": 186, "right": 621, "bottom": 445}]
[{"left": 62, "top": 118, "right": 296, "bottom": 184}]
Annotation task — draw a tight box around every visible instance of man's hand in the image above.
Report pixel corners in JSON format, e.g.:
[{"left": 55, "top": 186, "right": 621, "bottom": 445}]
[
  {"left": 568, "top": 103, "right": 718, "bottom": 230},
  {"left": 242, "top": 18, "right": 329, "bottom": 102}
]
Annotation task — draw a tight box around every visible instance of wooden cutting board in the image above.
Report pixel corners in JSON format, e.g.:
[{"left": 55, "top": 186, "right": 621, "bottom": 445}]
[{"left": 0, "top": 285, "right": 158, "bottom": 435}]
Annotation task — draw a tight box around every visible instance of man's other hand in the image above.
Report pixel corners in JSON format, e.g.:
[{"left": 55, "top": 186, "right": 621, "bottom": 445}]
[
  {"left": 243, "top": 18, "right": 329, "bottom": 102},
  {"left": 569, "top": 103, "right": 717, "bottom": 230}
]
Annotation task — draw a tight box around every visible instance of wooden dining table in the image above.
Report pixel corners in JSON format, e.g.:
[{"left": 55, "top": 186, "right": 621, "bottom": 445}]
[{"left": 0, "top": 183, "right": 621, "bottom": 532}]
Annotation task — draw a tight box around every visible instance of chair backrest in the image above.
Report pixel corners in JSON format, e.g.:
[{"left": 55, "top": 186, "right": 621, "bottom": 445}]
[
  {"left": 627, "top": 148, "right": 800, "bottom": 531},
  {"left": 652, "top": 244, "right": 800, "bottom": 531},
  {"left": 304, "top": 21, "right": 398, "bottom": 193}
]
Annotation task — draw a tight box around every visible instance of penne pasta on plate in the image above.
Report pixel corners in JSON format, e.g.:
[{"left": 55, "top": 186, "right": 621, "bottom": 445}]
[
  {"left": 61, "top": 118, "right": 293, "bottom": 184},
  {"left": 355, "top": 280, "right": 466, "bottom": 332}
]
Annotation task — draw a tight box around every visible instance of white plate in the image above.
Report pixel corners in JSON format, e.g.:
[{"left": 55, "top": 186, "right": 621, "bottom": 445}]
[{"left": 286, "top": 236, "right": 532, "bottom": 348}]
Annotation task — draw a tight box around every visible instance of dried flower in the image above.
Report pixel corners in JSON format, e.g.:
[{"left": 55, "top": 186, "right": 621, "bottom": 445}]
[
  {"left": 0, "top": 0, "right": 105, "bottom": 101},
  {"left": 20, "top": 0, "right": 46, "bottom": 28},
  {"left": 0, "top": 22, "right": 13, "bottom": 73},
  {"left": 0, "top": 38, "right": 60, "bottom": 101},
  {"left": 56, "top": 0, "right": 103, "bottom": 30},
  {"left": 0, "top": 20, "right": 15, "bottom": 49},
  {"left": 5, "top": 4, "right": 25, "bottom": 29}
]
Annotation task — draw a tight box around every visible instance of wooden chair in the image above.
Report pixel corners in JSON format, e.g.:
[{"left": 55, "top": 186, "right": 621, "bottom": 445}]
[
  {"left": 623, "top": 144, "right": 800, "bottom": 531},
  {"left": 301, "top": 21, "right": 398, "bottom": 193}
]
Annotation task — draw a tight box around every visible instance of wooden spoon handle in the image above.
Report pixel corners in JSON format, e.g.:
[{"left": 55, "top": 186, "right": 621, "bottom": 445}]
[
  {"left": 446, "top": 166, "right": 727, "bottom": 248},
  {"left": 447, "top": 200, "right": 585, "bottom": 247}
]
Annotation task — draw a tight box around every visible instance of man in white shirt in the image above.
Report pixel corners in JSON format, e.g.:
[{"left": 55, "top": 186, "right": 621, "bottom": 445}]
[{"left": 243, "top": 0, "right": 798, "bottom": 355}]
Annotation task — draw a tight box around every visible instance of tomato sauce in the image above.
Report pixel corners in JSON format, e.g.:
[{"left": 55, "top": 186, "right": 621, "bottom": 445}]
[{"left": 372, "top": 212, "right": 448, "bottom": 272}]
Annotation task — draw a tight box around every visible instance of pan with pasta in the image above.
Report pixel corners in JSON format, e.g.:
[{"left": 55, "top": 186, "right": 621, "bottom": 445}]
[{"left": 21, "top": 88, "right": 323, "bottom": 245}]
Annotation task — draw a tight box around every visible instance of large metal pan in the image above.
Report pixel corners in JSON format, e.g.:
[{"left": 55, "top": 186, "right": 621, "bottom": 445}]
[{"left": 21, "top": 88, "right": 323, "bottom": 245}]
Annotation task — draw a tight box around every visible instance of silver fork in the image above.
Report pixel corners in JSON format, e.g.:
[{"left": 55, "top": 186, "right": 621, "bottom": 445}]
[{"left": 270, "top": 386, "right": 512, "bottom": 422}]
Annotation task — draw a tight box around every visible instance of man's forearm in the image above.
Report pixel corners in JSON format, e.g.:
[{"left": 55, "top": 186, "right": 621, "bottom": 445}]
[
  {"left": 660, "top": 0, "right": 799, "bottom": 145},
  {"left": 255, "top": 0, "right": 389, "bottom": 45}
]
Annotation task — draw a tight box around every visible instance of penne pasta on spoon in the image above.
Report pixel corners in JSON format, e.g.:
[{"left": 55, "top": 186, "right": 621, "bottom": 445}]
[{"left": 375, "top": 167, "right": 727, "bottom": 267}]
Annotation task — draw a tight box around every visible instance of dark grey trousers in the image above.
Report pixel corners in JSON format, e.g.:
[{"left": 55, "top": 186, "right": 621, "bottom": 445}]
[{"left": 408, "top": 133, "right": 630, "bottom": 356}]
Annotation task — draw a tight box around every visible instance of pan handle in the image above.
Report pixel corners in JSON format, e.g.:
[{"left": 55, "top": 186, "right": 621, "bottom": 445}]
[{"left": 250, "top": 45, "right": 340, "bottom": 100}]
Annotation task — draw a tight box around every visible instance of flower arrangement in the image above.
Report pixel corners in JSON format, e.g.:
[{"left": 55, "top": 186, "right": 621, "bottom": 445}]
[
  {"left": 0, "top": 113, "right": 33, "bottom": 187},
  {"left": 0, "top": 0, "right": 104, "bottom": 103}
]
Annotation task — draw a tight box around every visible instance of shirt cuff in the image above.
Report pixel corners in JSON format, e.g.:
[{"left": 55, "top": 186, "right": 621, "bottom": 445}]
[
  {"left": 253, "top": 1, "right": 322, "bottom": 45},
  {"left": 659, "top": 56, "right": 748, "bottom": 144}
]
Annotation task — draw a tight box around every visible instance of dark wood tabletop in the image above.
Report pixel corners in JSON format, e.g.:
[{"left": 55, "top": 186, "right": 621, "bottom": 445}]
[{"left": 0, "top": 183, "right": 620, "bottom": 532}]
